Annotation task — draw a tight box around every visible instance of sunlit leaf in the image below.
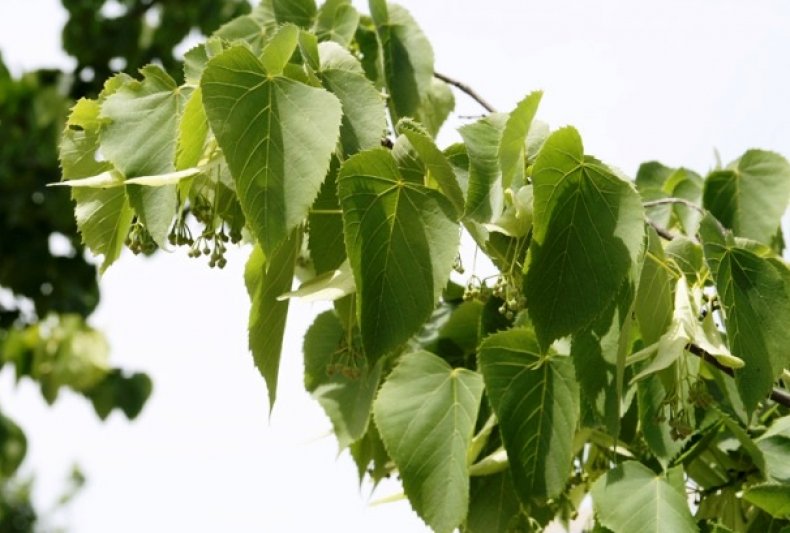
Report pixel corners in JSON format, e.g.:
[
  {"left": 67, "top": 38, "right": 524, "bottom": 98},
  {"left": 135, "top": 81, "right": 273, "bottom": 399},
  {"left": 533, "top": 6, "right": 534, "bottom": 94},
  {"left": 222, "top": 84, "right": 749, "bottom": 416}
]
[
  {"left": 202, "top": 45, "right": 342, "bottom": 255},
  {"left": 374, "top": 350, "right": 484, "bottom": 533},
  {"left": 704, "top": 149, "right": 790, "bottom": 244},
  {"left": 526, "top": 126, "right": 644, "bottom": 349},
  {"left": 338, "top": 149, "right": 459, "bottom": 360},
  {"left": 244, "top": 232, "right": 301, "bottom": 409},
  {"left": 701, "top": 215, "right": 790, "bottom": 412},
  {"left": 478, "top": 328, "right": 579, "bottom": 501},
  {"left": 592, "top": 461, "right": 697, "bottom": 533},
  {"left": 100, "top": 65, "right": 188, "bottom": 247},
  {"left": 369, "top": 0, "right": 434, "bottom": 123}
]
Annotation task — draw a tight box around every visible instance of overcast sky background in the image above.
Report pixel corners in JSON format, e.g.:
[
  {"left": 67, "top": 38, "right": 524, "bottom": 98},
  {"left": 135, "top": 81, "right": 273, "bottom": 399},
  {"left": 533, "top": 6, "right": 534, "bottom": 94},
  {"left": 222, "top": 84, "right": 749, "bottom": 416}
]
[{"left": 1, "top": 1, "right": 789, "bottom": 531}]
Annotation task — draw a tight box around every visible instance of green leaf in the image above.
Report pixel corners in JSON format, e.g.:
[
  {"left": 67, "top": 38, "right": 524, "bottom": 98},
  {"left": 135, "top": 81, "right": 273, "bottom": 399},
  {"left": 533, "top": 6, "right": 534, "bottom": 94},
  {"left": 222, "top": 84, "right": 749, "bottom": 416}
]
[
  {"left": 369, "top": 0, "right": 434, "bottom": 123},
  {"left": 744, "top": 483, "right": 790, "bottom": 519},
  {"left": 308, "top": 157, "right": 346, "bottom": 274},
  {"left": 100, "top": 65, "right": 187, "bottom": 247},
  {"left": 636, "top": 161, "right": 674, "bottom": 227},
  {"left": 635, "top": 226, "right": 674, "bottom": 345},
  {"left": 665, "top": 236, "right": 704, "bottom": 285},
  {"left": 526, "top": 126, "right": 644, "bottom": 349},
  {"left": 60, "top": 101, "right": 133, "bottom": 272},
  {"left": 314, "top": 0, "right": 359, "bottom": 47},
  {"left": 637, "top": 374, "right": 683, "bottom": 468},
  {"left": 201, "top": 45, "right": 342, "bottom": 256},
  {"left": 700, "top": 215, "right": 790, "bottom": 412},
  {"left": 260, "top": 23, "right": 300, "bottom": 77},
  {"left": 571, "top": 279, "right": 634, "bottom": 436},
  {"left": 176, "top": 87, "right": 209, "bottom": 170},
  {"left": 416, "top": 78, "right": 455, "bottom": 138},
  {"left": 499, "top": 91, "right": 543, "bottom": 189},
  {"left": 398, "top": 118, "right": 465, "bottom": 215},
  {"left": 665, "top": 168, "right": 703, "bottom": 235},
  {"left": 259, "top": 0, "right": 317, "bottom": 28},
  {"left": 703, "top": 149, "right": 790, "bottom": 244},
  {"left": 465, "top": 471, "right": 524, "bottom": 533},
  {"left": 459, "top": 113, "right": 508, "bottom": 222},
  {"left": 0, "top": 412, "right": 27, "bottom": 478},
  {"left": 349, "top": 420, "right": 390, "bottom": 486},
  {"left": 303, "top": 311, "right": 380, "bottom": 449},
  {"left": 591, "top": 461, "right": 697, "bottom": 533},
  {"left": 338, "top": 149, "right": 459, "bottom": 360},
  {"left": 317, "top": 42, "right": 387, "bottom": 157},
  {"left": 478, "top": 328, "right": 580, "bottom": 501},
  {"left": 244, "top": 232, "right": 301, "bottom": 410},
  {"left": 213, "top": 12, "right": 269, "bottom": 51},
  {"left": 373, "top": 350, "right": 484, "bottom": 533},
  {"left": 756, "top": 416, "right": 790, "bottom": 483}
]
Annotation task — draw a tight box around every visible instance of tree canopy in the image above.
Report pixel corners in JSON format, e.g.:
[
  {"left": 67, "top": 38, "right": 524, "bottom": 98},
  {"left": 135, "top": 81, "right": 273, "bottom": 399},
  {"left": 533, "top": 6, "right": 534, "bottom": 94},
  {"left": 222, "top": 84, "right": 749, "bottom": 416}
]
[{"left": 12, "top": 0, "right": 790, "bottom": 531}]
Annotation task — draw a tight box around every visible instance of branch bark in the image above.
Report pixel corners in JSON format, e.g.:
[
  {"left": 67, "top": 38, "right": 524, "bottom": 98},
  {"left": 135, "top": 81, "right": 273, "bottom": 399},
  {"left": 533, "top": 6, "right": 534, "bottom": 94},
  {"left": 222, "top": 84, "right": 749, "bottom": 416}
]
[
  {"left": 434, "top": 72, "right": 496, "bottom": 114},
  {"left": 686, "top": 343, "right": 790, "bottom": 408}
]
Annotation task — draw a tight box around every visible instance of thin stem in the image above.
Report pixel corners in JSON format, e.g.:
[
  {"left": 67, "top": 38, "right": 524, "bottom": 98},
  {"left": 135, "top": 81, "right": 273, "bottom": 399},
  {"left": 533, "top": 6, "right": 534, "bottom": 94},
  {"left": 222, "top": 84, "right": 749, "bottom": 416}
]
[
  {"left": 434, "top": 72, "right": 497, "bottom": 114},
  {"left": 647, "top": 220, "right": 675, "bottom": 241},
  {"left": 687, "top": 343, "right": 790, "bottom": 408},
  {"left": 643, "top": 197, "right": 705, "bottom": 212},
  {"left": 643, "top": 197, "right": 729, "bottom": 238}
]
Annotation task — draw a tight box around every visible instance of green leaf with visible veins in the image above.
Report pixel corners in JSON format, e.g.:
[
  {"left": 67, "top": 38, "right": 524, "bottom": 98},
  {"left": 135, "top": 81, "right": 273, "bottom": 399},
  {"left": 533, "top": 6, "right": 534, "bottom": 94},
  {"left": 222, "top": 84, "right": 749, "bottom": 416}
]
[
  {"left": 374, "top": 350, "right": 484, "bottom": 533},
  {"left": 744, "top": 483, "right": 790, "bottom": 519},
  {"left": 100, "top": 65, "right": 188, "bottom": 247},
  {"left": 201, "top": 45, "right": 342, "bottom": 256},
  {"left": 303, "top": 311, "right": 381, "bottom": 449},
  {"left": 260, "top": 24, "right": 299, "bottom": 76},
  {"left": 317, "top": 42, "right": 387, "bottom": 157},
  {"left": 478, "top": 328, "right": 580, "bottom": 502},
  {"left": 338, "top": 148, "right": 459, "bottom": 360},
  {"left": 259, "top": 0, "right": 317, "bottom": 28},
  {"left": 314, "top": 0, "right": 359, "bottom": 47},
  {"left": 416, "top": 78, "right": 455, "bottom": 138},
  {"left": 526, "top": 126, "right": 644, "bottom": 350},
  {"left": 244, "top": 232, "right": 301, "bottom": 410},
  {"left": 369, "top": 0, "right": 434, "bottom": 123},
  {"left": 398, "top": 118, "right": 464, "bottom": 215},
  {"left": 459, "top": 113, "right": 508, "bottom": 223},
  {"left": 60, "top": 99, "right": 133, "bottom": 272},
  {"left": 308, "top": 157, "right": 346, "bottom": 274},
  {"left": 635, "top": 226, "right": 674, "bottom": 345},
  {"left": 176, "top": 87, "right": 209, "bottom": 170},
  {"left": 592, "top": 461, "right": 697, "bottom": 533},
  {"left": 499, "top": 91, "right": 543, "bottom": 189},
  {"left": 700, "top": 215, "right": 790, "bottom": 412},
  {"left": 703, "top": 149, "right": 790, "bottom": 244},
  {"left": 465, "top": 471, "right": 524, "bottom": 533}
]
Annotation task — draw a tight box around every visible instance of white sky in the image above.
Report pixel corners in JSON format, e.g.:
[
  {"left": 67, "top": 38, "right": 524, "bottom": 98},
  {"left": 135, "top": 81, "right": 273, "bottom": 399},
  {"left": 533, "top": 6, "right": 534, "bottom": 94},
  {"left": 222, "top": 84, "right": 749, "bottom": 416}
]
[{"left": 1, "top": 1, "right": 789, "bottom": 531}]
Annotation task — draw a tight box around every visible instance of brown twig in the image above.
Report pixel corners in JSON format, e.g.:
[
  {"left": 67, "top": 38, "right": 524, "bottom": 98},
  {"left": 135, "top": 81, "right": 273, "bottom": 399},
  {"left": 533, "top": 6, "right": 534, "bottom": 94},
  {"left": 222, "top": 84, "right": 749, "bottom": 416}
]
[
  {"left": 686, "top": 343, "right": 790, "bottom": 408},
  {"left": 434, "top": 72, "right": 497, "bottom": 114},
  {"left": 648, "top": 220, "right": 675, "bottom": 241}
]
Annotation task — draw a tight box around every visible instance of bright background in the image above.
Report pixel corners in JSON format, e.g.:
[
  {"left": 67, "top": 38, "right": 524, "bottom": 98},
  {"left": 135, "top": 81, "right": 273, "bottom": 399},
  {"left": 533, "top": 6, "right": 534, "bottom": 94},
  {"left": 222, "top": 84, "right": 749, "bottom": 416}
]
[{"left": 1, "top": 0, "right": 789, "bottom": 531}]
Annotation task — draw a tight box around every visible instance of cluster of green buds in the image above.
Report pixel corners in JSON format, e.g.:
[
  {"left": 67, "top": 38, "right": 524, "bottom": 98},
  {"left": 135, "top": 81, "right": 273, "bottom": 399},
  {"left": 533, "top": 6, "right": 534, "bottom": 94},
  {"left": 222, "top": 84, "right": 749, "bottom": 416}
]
[
  {"left": 188, "top": 226, "right": 229, "bottom": 269},
  {"left": 167, "top": 213, "right": 194, "bottom": 247},
  {"left": 125, "top": 219, "right": 157, "bottom": 255},
  {"left": 492, "top": 274, "right": 526, "bottom": 319},
  {"left": 462, "top": 275, "right": 485, "bottom": 301}
]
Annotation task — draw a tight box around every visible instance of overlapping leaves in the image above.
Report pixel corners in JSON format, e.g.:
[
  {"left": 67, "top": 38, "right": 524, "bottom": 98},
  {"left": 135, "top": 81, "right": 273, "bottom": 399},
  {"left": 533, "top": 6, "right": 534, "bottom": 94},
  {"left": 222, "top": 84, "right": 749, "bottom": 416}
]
[
  {"left": 478, "top": 327, "right": 579, "bottom": 501},
  {"left": 337, "top": 148, "right": 459, "bottom": 360},
  {"left": 201, "top": 45, "right": 342, "bottom": 256},
  {"left": 526, "top": 126, "right": 644, "bottom": 349}
]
